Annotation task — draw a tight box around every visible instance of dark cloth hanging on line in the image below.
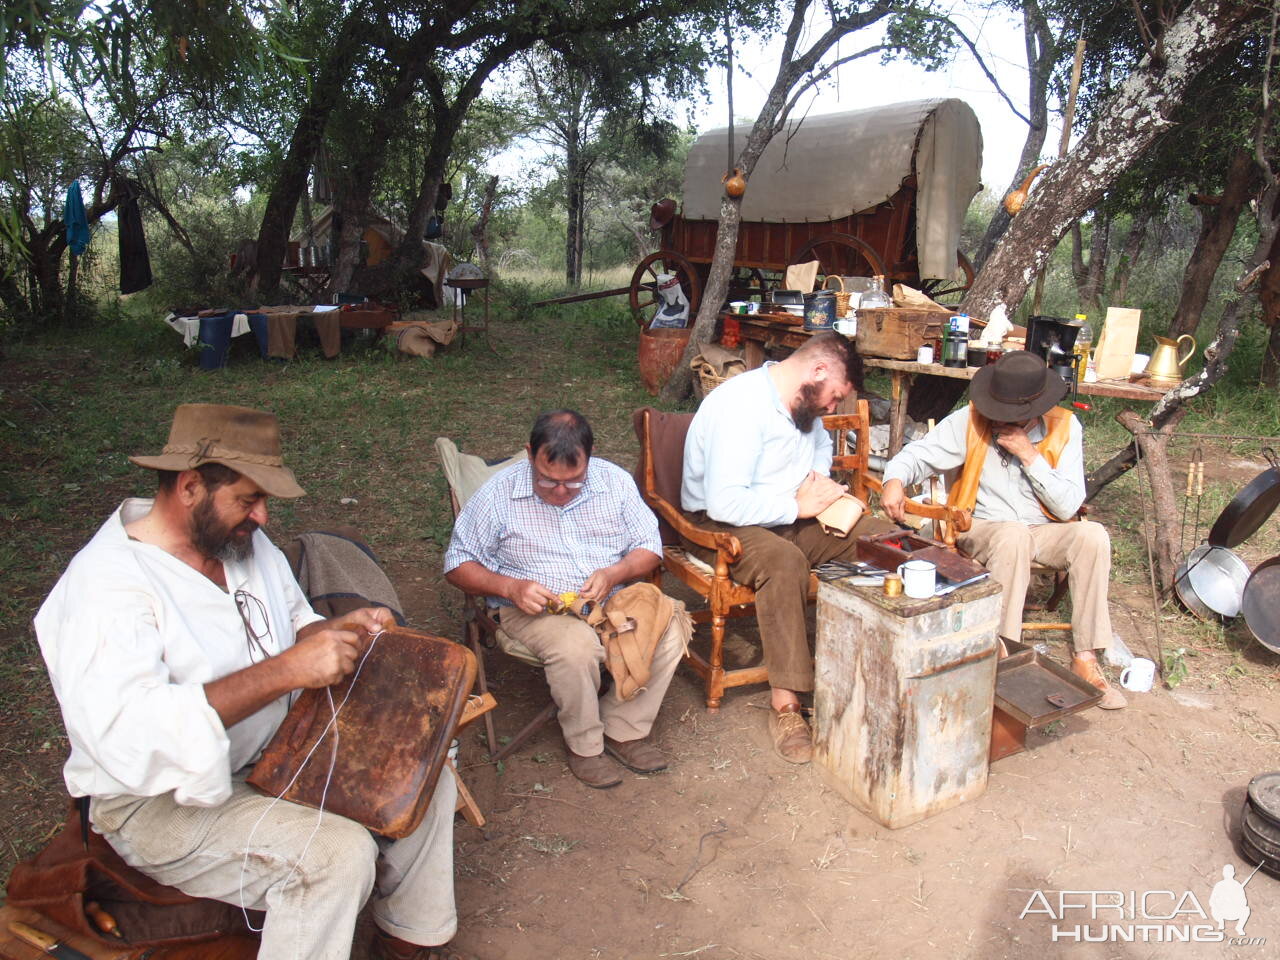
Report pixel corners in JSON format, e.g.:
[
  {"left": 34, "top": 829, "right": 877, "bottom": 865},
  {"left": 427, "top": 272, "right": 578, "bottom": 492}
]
[
  {"left": 64, "top": 181, "right": 90, "bottom": 256},
  {"left": 117, "top": 178, "right": 153, "bottom": 294}
]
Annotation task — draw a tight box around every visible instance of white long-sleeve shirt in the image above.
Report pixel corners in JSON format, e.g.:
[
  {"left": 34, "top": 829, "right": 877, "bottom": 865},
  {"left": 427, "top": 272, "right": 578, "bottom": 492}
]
[
  {"left": 681, "top": 364, "right": 832, "bottom": 528},
  {"left": 882, "top": 407, "right": 1086, "bottom": 523},
  {"left": 34, "top": 499, "right": 324, "bottom": 807}
]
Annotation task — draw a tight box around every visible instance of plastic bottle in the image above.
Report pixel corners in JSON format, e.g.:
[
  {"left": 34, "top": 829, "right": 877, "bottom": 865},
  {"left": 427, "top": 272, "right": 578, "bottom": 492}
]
[{"left": 1074, "top": 313, "right": 1093, "bottom": 381}]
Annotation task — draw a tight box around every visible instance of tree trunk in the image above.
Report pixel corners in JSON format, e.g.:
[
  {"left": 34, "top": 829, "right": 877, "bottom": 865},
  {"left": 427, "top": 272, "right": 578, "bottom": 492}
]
[
  {"left": 1167, "top": 145, "right": 1257, "bottom": 336},
  {"left": 1262, "top": 320, "right": 1280, "bottom": 389},
  {"left": 1117, "top": 407, "right": 1188, "bottom": 590},
  {"left": 1069, "top": 209, "right": 1111, "bottom": 315},
  {"left": 963, "top": 0, "right": 1261, "bottom": 323},
  {"left": 472, "top": 175, "right": 499, "bottom": 273},
  {"left": 1110, "top": 207, "right": 1152, "bottom": 304},
  {"left": 973, "top": 0, "right": 1054, "bottom": 272},
  {"left": 565, "top": 128, "right": 584, "bottom": 287},
  {"left": 250, "top": 13, "right": 367, "bottom": 300}
]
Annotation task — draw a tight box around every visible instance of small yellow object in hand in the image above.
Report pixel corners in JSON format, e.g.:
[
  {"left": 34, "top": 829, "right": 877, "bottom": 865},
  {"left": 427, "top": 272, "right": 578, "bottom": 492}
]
[{"left": 548, "top": 591, "right": 577, "bottom": 613}]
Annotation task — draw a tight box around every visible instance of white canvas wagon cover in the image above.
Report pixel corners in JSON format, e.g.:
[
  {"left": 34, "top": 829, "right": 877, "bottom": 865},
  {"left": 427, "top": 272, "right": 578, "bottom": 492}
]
[{"left": 681, "top": 98, "right": 982, "bottom": 279}]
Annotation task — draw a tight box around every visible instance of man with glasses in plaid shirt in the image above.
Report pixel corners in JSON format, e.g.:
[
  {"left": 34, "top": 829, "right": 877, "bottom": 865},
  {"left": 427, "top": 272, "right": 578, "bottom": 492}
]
[
  {"left": 35, "top": 404, "right": 466, "bottom": 960},
  {"left": 445, "top": 409, "right": 686, "bottom": 789}
]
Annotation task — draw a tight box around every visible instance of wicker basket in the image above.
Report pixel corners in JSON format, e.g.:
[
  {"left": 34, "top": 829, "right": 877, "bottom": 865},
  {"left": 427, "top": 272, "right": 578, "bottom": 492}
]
[
  {"left": 824, "top": 275, "right": 852, "bottom": 317},
  {"left": 697, "top": 368, "right": 728, "bottom": 398}
]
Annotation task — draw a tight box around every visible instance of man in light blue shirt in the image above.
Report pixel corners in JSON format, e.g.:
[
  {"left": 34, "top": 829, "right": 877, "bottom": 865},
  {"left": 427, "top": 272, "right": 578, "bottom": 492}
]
[
  {"left": 446, "top": 410, "right": 686, "bottom": 789},
  {"left": 681, "top": 333, "right": 890, "bottom": 763}
]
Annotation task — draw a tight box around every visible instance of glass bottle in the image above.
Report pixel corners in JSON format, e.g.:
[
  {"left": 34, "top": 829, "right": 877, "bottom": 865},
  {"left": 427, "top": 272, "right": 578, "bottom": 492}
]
[{"left": 859, "top": 275, "right": 892, "bottom": 310}]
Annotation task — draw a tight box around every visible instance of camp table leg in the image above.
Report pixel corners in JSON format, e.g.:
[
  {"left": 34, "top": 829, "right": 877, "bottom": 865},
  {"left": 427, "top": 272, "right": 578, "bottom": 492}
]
[{"left": 887, "top": 370, "right": 912, "bottom": 457}]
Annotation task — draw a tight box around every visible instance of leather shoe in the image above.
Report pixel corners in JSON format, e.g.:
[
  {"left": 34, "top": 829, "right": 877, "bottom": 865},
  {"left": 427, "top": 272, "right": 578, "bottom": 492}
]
[
  {"left": 1072, "top": 656, "right": 1127, "bottom": 710},
  {"left": 769, "top": 703, "right": 813, "bottom": 763},
  {"left": 371, "top": 929, "right": 469, "bottom": 960},
  {"left": 604, "top": 736, "right": 668, "bottom": 773},
  {"left": 566, "top": 749, "right": 623, "bottom": 788}
]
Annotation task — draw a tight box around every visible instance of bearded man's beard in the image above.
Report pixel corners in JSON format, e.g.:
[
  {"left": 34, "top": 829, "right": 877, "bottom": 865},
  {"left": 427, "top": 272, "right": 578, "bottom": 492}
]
[
  {"left": 191, "top": 493, "right": 257, "bottom": 562},
  {"left": 791, "top": 381, "right": 826, "bottom": 433}
]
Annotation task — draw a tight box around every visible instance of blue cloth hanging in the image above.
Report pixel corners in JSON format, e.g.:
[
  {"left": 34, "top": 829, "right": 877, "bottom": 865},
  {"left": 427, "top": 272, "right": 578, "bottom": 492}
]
[{"left": 64, "top": 181, "right": 90, "bottom": 256}]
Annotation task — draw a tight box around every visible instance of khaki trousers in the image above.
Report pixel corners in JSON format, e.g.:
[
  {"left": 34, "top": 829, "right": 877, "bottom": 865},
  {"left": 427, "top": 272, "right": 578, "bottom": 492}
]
[
  {"left": 680, "top": 512, "right": 893, "bottom": 692},
  {"left": 498, "top": 602, "right": 687, "bottom": 756},
  {"left": 957, "top": 518, "right": 1113, "bottom": 654},
  {"left": 90, "top": 766, "right": 458, "bottom": 959}
]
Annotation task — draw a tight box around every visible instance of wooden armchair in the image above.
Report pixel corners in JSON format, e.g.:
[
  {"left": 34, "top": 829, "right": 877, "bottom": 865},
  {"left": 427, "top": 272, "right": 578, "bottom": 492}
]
[{"left": 633, "top": 400, "right": 966, "bottom": 710}]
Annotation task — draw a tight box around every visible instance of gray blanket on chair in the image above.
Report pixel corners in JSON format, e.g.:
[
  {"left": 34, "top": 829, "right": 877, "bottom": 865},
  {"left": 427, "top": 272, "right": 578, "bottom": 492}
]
[{"left": 281, "top": 526, "right": 406, "bottom": 625}]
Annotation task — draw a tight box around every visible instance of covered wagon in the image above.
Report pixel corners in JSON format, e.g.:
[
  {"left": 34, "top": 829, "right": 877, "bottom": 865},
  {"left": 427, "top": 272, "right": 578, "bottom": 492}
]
[{"left": 632, "top": 97, "right": 983, "bottom": 325}]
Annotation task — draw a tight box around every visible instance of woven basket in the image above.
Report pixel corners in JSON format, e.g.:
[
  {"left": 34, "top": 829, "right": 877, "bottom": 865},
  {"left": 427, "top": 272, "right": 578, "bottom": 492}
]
[
  {"left": 823, "top": 275, "right": 852, "bottom": 317},
  {"left": 697, "top": 368, "right": 728, "bottom": 398}
]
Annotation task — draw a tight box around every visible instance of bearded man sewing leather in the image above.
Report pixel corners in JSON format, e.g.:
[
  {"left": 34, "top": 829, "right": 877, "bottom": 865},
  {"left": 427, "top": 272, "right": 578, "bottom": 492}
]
[
  {"left": 680, "top": 333, "right": 893, "bottom": 764},
  {"left": 880, "top": 350, "right": 1126, "bottom": 710},
  {"left": 34, "top": 404, "right": 465, "bottom": 960},
  {"left": 444, "top": 409, "right": 688, "bottom": 790}
]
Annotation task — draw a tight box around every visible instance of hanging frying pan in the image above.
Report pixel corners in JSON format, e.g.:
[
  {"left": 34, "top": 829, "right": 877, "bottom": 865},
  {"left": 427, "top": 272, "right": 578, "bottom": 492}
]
[
  {"left": 1242, "top": 555, "right": 1280, "bottom": 655},
  {"left": 1207, "top": 447, "right": 1280, "bottom": 548}
]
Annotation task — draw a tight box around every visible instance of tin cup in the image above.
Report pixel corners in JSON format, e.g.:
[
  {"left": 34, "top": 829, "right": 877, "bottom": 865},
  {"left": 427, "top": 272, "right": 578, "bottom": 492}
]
[{"left": 882, "top": 574, "right": 903, "bottom": 597}]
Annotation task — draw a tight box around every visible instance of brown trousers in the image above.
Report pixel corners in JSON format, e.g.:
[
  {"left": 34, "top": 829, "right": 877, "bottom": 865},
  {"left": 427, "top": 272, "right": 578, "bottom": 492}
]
[
  {"left": 957, "top": 518, "right": 1113, "bottom": 654},
  {"left": 680, "top": 511, "right": 893, "bottom": 692}
]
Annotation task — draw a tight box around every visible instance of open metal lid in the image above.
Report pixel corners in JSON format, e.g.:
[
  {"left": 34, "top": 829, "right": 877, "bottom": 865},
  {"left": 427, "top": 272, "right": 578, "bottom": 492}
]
[{"left": 1207, "top": 448, "right": 1280, "bottom": 548}]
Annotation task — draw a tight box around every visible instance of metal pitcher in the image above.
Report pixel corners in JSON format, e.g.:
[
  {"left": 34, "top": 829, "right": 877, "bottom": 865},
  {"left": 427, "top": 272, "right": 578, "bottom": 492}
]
[{"left": 1143, "top": 334, "right": 1196, "bottom": 383}]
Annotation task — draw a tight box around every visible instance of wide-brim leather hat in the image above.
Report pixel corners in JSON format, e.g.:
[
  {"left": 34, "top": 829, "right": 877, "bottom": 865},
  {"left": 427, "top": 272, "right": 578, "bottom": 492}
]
[
  {"left": 649, "top": 198, "right": 677, "bottom": 231},
  {"left": 130, "top": 403, "right": 306, "bottom": 498},
  {"left": 970, "top": 349, "right": 1068, "bottom": 422}
]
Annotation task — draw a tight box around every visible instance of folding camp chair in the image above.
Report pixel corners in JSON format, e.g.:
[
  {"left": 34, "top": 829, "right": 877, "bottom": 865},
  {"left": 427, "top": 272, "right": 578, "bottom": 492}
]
[{"left": 435, "top": 437, "right": 560, "bottom": 763}]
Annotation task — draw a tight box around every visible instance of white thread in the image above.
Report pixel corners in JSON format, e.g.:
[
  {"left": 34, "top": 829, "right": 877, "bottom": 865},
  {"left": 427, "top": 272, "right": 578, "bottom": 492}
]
[{"left": 237, "top": 629, "right": 386, "bottom": 929}]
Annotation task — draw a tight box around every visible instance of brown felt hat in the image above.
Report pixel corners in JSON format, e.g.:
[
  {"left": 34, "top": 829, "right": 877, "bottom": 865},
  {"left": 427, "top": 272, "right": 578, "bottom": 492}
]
[
  {"left": 649, "top": 198, "right": 677, "bottom": 231},
  {"left": 130, "top": 404, "right": 306, "bottom": 498},
  {"left": 970, "top": 350, "right": 1068, "bottom": 422}
]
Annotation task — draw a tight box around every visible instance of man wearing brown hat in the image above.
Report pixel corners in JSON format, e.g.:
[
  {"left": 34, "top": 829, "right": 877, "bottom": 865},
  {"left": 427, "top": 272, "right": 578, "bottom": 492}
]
[
  {"left": 881, "top": 350, "right": 1126, "bottom": 709},
  {"left": 34, "top": 404, "right": 465, "bottom": 960}
]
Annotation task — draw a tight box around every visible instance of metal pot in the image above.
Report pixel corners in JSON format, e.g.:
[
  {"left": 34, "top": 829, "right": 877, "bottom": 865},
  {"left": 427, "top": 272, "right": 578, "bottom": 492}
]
[
  {"left": 1242, "top": 555, "right": 1280, "bottom": 654},
  {"left": 1173, "top": 543, "right": 1249, "bottom": 621}
]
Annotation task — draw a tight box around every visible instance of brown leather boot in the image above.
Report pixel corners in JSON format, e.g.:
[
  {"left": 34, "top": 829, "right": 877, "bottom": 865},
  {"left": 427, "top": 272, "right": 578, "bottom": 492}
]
[
  {"left": 566, "top": 748, "right": 623, "bottom": 788},
  {"left": 604, "top": 736, "right": 667, "bottom": 773},
  {"left": 768, "top": 703, "right": 813, "bottom": 763},
  {"left": 1072, "top": 656, "right": 1127, "bottom": 710}
]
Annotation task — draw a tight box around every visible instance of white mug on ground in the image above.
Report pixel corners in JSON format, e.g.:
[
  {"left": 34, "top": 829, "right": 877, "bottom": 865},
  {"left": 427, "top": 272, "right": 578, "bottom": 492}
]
[
  {"left": 1120, "top": 657, "right": 1156, "bottom": 692},
  {"left": 897, "top": 559, "right": 936, "bottom": 599}
]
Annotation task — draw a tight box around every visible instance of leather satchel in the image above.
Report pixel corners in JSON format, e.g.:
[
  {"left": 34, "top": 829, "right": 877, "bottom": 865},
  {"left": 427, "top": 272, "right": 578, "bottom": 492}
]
[
  {"left": 5, "top": 805, "right": 259, "bottom": 953},
  {"left": 562, "top": 584, "right": 681, "bottom": 701},
  {"left": 247, "top": 628, "right": 475, "bottom": 839}
]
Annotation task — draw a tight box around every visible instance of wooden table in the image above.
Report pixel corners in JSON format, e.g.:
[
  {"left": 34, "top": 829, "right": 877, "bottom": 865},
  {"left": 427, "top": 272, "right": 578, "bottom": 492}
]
[
  {"left": 726, "top": 313, "right": 1170, "bottom": 456},
  {"left": 864, "top": 357, "right": 1169, "bottom": 456}
]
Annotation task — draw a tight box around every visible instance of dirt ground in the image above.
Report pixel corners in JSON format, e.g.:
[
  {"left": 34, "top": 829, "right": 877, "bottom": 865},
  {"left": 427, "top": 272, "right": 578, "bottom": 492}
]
[
  {"left": 392, "top": 550, "right": 1280, "bottom": 960},
  {"left": 4, "top": 327, "right": 1279, "bottom": 960}
]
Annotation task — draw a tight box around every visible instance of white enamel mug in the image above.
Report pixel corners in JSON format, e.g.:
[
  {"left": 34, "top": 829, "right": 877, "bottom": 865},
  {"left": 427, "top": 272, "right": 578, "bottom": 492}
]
[
  {"left": 1120, "top": 657, "right": 1156, "bottom": 692},
  {"left": 897, "top": 559, "right": 937, "bottom": 599}
]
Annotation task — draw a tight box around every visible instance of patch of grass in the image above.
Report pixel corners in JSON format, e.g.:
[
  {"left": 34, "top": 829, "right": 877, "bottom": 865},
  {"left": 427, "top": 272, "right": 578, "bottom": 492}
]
[{"left": 521, "top": 834, "right": 578, "bottom": 855}]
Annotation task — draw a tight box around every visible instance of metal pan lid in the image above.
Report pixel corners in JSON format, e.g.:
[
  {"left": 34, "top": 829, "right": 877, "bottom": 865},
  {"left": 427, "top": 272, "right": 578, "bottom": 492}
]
[
  {"left": 1207, "top": 449, "right": 1280, "bottom": 548},
  {"left": 1247, "top": 771, "right": 1280, "bottom": 823}
]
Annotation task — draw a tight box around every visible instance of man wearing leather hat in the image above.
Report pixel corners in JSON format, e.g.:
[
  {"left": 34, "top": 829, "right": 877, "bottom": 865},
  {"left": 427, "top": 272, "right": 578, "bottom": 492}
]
[
  {"left": 881, "top": 351, "right": 1126, "bottom": 709},
  {"left": 34, "top": 404, "right": 468, "bottom": 960}
]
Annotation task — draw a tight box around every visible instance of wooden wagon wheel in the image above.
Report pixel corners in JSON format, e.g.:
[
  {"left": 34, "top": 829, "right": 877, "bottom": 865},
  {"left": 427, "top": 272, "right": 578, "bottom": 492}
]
[
  {"left": 918, "top": 250, "right": 976, "bottom": 304},
  {"left": 630, "top": 250, "right": 702, "bottom": 329},
  {"left": 789, "top": 233, "right": 886, "bottom": 279}
]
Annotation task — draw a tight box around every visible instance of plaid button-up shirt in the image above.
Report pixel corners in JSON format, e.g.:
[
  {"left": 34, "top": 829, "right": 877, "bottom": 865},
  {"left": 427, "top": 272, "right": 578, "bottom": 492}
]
[{"left": 444, "top": 457, "right": 662, "bottom": 605}]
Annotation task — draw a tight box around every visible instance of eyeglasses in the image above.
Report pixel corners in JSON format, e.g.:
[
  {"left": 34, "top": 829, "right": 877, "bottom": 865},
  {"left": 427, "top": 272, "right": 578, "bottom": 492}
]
[
  {"left": 532, "top": 467, "right": 587, "bottom": 491},
  {"left": 234, "top": 589, "right": 272, "bottom": 662}
]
